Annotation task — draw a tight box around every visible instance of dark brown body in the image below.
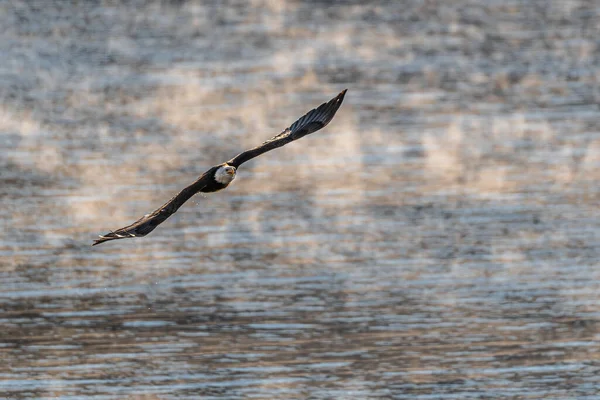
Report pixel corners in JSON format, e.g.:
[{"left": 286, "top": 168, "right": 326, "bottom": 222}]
[{"left": 200, "top": 165, "right": 233, "bottom": 193}]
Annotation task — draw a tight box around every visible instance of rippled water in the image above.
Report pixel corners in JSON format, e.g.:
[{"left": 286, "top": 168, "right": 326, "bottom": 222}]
[{"left": 2, "top": 0, "right": 600, "bottom": 398}]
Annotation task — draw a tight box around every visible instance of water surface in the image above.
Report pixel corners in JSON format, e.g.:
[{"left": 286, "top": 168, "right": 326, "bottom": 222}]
[{"left": 2, "top": 1, "right": 600, "bottom": 398}]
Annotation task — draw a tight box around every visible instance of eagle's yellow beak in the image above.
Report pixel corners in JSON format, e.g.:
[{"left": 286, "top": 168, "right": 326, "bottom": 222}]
[{"left": 227, "top": 169, "right": 235, "bottom": 175}]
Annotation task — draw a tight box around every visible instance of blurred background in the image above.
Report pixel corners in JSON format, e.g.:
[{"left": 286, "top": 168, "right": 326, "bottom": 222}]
[{"left": 2, "top": 0, "right": 600, "bottom": 398}]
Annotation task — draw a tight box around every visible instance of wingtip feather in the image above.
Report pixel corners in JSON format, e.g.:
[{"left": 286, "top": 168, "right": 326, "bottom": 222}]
[
  {"left": 91, "top": 236, "right": 111, "bottom": 246},
  {"left": 91, "top": 230, "right": 137, "bottom": 246}
]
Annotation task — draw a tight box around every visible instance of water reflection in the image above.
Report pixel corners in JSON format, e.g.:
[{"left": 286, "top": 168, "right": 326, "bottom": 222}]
[{"left": 2, "top": 0, "right": 600, "bottom": 398}]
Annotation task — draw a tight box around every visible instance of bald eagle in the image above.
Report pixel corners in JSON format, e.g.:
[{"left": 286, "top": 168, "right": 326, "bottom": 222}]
[{"left": 92, "top": 89, "right": 347, "bottom": 246}]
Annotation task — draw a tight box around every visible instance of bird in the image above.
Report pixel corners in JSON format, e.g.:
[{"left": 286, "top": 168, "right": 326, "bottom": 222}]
[{"left": 92, "top": 89, "right": 347, "bottom": 246}]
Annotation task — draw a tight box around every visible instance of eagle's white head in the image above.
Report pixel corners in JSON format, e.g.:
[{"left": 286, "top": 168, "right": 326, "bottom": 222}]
[{"left": 214, "top": 164, "right": 236, "bottom": 185}]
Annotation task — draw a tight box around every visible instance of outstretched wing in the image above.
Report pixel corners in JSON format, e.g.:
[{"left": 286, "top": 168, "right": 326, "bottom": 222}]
[
  {"left": 227, "top": 89, "right": 347, "bottom": 168},
  {"left": 92, "top": 168, "right": 216, "bottom": 246}
]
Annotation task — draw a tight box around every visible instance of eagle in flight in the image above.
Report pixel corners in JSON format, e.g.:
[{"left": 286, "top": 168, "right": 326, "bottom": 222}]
[{"left": 93, "top": 89, "right": 347, "bottom": 246}]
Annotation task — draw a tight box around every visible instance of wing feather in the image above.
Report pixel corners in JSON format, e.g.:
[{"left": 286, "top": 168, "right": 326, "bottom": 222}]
[
  {"left": 227, "top": 89, "right": 347, "bottom": 168},
  {"left": 92, "top": 169, "right": 215, "bottom": 246}
]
